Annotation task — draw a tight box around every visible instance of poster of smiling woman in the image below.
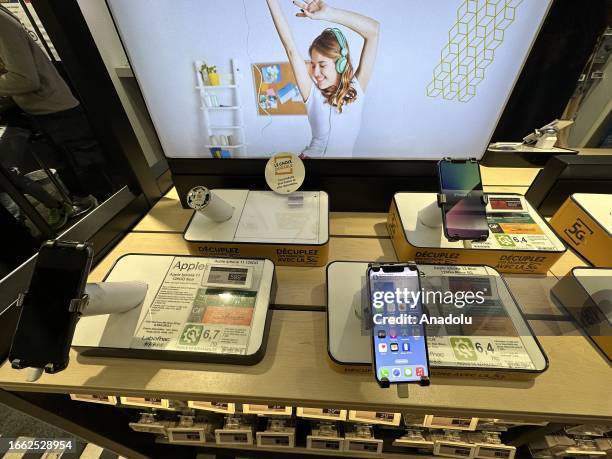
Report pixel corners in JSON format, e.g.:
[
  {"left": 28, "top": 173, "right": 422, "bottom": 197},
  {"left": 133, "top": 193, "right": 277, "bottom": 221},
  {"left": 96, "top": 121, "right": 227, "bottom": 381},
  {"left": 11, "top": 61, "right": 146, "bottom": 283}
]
[{"left": 107, "top": 0, "right": 552, "bottom": 159}]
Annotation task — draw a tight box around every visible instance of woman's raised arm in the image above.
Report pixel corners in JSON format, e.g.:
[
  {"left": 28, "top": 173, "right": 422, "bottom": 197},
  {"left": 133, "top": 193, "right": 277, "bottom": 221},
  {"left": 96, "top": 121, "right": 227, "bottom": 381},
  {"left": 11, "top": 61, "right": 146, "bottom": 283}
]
[
  {"left": 293, "top": 0, "right": 379, "bottom": 91},
  {"left": 266, "top": 0, "right": 312, "bottom": 101}
]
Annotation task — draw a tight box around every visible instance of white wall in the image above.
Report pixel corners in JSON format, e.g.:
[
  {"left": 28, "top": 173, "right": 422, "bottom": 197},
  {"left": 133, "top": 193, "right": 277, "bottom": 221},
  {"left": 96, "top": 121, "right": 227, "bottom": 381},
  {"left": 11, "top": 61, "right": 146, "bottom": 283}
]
[
  {"left": 77, "top": 0, "right": 164, "bottom": 167},
  {"left": 107, "top": 0, "right": 551, "bottom": 159}
]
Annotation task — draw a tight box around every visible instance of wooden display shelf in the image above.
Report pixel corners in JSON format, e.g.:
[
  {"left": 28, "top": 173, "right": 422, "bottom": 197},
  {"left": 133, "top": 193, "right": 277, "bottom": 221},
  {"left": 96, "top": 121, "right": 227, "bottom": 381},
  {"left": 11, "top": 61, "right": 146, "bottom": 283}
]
[
  {"left": 549, "top": 248, "right": 589, "bottom": 279},
  {"left": 157, "top": 437, "right": 424, "bottom": 459},
  {"left": 132, "top": 187, "right": 193, "bottom": 233},
  {"left": 86, "top": 232, "right": 397, "bottom": 309},
  {"left": 85, "top": 231, "right": 569, "bottom": 316},
  {"left": 0, "top": 310, "right": 609, "bottom": 423},
  {"left": 330, "top": 212, "right": 389, "bottom": 238},
  {"left": 132, "top": 188, "right": 395, "bottom": 237},
  {"left": 1, "top": 164, "right": 607, "bottom": 454},
  {"left": 133, "top": 184, "right": 530, "bottom": 234},
  {"left": 2, "top": 155, "right": 609, "bottom": 459},
  {"left": 84, "top": 231, "right": 568, "bottom": 316}
]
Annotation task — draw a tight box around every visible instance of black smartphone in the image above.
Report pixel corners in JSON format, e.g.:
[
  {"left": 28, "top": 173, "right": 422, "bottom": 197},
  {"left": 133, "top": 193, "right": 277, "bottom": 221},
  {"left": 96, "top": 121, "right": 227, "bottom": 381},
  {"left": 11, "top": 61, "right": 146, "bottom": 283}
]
[
  {"left": 438, "top": 158, "right": 489, "bottom": 241},
  {"left": 9, "top": 241, "right": 93, "bottom": 373},
  {"left": 367, "top": 263, "right": 430, "bottom": 387}
]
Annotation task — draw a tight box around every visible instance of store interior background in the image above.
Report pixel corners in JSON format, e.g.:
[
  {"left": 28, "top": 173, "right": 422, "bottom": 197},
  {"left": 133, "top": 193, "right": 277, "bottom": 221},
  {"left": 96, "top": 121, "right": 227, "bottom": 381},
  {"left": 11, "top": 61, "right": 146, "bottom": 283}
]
[{"left": 0, "top": 0, "right": 610, "bottom": 457}]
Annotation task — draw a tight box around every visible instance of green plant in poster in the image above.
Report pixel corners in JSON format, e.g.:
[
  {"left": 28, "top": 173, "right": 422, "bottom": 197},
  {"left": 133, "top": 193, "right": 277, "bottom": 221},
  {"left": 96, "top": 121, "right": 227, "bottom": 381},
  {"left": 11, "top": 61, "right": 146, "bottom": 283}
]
[{"left": 200, "top": 62, "right": 219, "bottom": 86}]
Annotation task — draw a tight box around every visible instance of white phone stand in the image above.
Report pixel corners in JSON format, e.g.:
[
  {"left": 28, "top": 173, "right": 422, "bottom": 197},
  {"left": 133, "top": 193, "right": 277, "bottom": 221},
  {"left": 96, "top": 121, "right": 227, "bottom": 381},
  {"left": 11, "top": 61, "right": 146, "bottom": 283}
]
[
  {"left": 82, "top": 281, "right": 148, "bottom": 316},
  {"left": 418, "top": 201, "right": 443, "bottom": 228},
  {"left": 186, "top": 186, "right": 235, "bottom": 222},
  {"left": 416, "top": 198, "right": 474, "bottom": 249}
]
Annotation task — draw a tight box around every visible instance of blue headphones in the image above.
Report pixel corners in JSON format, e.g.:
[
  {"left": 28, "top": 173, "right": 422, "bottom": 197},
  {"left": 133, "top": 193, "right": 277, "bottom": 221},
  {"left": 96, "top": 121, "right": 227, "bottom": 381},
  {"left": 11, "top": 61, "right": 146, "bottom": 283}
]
[{"left": 327, "top": 28, "right": 348, "bottom": 74}]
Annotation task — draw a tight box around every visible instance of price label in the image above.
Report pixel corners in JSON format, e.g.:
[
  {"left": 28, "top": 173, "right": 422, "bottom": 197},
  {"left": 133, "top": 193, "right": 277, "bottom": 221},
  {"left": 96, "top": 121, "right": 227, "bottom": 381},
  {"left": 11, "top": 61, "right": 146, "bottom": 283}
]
[
  {"left": 203, "top": 265, "right": 252, "bottom": 289},
  {"left": 428, "top": 336, "right": 535, "bottom": 369}
]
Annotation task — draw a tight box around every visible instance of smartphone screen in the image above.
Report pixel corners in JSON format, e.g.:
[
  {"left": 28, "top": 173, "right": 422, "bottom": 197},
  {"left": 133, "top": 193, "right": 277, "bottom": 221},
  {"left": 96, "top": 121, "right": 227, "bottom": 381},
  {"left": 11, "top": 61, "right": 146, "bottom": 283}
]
[
  {"left": 368, "top": 264, "right": 429, "bottom": 384},
  {"left": 9, "top": 244, "right": 91, "bottom": 370},
  {"left": 438, "top": 160, "right": 488, "bottom": 240}
]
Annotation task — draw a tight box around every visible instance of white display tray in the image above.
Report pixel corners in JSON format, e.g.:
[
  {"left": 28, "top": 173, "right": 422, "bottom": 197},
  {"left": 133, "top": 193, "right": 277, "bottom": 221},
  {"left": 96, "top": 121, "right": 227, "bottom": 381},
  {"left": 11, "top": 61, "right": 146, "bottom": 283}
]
[
  {"left": 326, "top": 261, "right": 547, "bottom": 376},
  {"left": 551, "top": 267, "right": 612, "bottom": 361},
  {"left": 388, "top": 193, "right": 566, "bottom": 274},
  {"left": 184, "top": 190, "right": 328, "bottom": 245},
  {"left": 395, "top": 193, "right": 565, "bottom": 251},
  {"left": 72, "top": 254, "right": 275, "bottom": 364}
]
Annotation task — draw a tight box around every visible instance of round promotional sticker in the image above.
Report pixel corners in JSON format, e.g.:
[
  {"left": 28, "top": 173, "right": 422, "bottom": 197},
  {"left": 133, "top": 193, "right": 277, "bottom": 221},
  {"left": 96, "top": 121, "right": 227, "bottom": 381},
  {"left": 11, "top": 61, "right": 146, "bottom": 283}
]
[{"left": 264, "top": 152, "right": 305, "bottom": 194}]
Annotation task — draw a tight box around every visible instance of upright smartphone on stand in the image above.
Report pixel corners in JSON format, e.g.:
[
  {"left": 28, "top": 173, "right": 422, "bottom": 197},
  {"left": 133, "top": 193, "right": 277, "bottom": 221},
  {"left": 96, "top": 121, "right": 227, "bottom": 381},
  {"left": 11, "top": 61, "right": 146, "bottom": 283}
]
[
  {"left": 438, "top": 158, "right": 489, "bottom": 242},
  {"left": 367, "top": 263, "right": 430, "bottom": 388},
  {"left": 9, "top": 241, "right": 93, "bottom": 373}
]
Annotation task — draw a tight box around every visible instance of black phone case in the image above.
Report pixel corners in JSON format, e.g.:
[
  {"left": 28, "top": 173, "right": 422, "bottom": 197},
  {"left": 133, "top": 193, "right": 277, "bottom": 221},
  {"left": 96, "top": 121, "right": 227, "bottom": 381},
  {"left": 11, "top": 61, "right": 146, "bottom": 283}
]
[
  {"left": 437, "top": 158, "right": 489, "bottom": 242},
  {"left": 9, "top": 241, "right": 93, "bottom": 373},
  {"left": 440, "top": 201, "right": 489, "bottom": 242}
]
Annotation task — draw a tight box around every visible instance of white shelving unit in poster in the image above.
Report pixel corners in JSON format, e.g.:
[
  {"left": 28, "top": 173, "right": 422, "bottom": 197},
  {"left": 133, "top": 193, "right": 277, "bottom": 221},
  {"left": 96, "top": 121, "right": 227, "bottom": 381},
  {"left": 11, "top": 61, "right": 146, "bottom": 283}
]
[{"left": 194, "top": 59, "right": 247, "bottom": 158}]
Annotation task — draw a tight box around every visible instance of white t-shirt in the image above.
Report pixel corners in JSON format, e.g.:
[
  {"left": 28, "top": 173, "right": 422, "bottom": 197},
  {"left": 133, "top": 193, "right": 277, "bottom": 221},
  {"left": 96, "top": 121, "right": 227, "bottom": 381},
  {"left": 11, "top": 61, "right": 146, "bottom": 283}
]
[{"left": 301, "top": 78, "right": 365, "bottom": 158}]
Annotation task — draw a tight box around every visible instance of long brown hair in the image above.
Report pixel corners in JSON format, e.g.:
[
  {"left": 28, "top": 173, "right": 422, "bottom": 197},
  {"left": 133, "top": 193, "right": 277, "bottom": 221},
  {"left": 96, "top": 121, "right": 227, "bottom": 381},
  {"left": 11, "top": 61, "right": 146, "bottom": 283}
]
[{"left": 309, "top": 29, "right": 357, "bottom": 113}]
